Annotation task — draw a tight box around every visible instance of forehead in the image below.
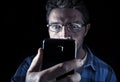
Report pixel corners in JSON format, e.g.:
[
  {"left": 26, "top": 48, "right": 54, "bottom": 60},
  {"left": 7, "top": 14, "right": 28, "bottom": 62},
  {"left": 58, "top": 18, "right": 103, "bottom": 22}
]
[{"left": 48, "top": 8, "right": 83, "bottom": 24}]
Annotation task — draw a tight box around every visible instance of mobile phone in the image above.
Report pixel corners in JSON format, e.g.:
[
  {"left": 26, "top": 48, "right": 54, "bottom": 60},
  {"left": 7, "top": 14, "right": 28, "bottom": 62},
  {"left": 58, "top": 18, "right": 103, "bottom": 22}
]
[{"left": 41, "top": 38, "right": 76, "bottom": 80}]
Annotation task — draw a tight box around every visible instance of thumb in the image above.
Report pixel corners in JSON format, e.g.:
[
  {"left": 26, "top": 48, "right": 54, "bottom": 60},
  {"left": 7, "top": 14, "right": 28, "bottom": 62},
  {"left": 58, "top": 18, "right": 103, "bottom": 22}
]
[{"left": 28, "top": 48, "right": 43, "bottom": 72}]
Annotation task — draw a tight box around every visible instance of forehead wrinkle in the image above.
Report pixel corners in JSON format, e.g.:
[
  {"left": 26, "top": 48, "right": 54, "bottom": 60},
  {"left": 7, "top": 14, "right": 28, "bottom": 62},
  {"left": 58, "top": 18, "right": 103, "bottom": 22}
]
[
  {"left": 49, "top": 8, "right": 83, "bottom": 24},
  {"left": 49, "top": 13, "right": 79, "bottom": 24}
]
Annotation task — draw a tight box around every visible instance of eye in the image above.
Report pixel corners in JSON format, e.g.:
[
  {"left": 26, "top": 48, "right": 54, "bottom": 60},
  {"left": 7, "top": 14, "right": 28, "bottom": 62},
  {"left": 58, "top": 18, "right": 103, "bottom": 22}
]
[
  {"left": 71, "top": 23, "right": 82, "bottom": 29},
  {"left": 51, "top": 24, "right": 61, "bottom": 30}
]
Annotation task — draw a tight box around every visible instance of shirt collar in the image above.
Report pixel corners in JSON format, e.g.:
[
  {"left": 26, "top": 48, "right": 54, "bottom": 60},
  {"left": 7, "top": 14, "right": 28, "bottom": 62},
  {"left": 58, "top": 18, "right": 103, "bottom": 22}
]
[
  {"left": 83, "top": 46, "right": 97, "bottom": 71},
  {"left": 82, "top": 52, "right": 87, "bottom": 65}
]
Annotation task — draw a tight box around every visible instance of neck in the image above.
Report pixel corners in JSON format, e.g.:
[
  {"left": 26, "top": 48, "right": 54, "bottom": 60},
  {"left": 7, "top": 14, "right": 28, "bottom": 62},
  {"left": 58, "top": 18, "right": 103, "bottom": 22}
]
[{"left": 76, "top": 47, "right": 86, "bottom": 59}]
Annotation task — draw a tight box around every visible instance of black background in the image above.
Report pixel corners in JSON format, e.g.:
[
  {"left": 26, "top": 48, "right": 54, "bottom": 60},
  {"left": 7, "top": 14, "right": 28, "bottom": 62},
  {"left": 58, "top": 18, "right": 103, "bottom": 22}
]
[{"left": 2, "top": 0, "right": 119, "bottom": 82}]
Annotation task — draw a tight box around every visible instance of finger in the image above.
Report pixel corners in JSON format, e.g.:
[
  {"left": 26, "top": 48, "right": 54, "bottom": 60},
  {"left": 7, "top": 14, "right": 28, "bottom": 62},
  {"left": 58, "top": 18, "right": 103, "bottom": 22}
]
[
  {"left": 41, "top": 59, "right": 83, "bottom": 81},
  {"left": 56, "top": 72, "right": 81, "bottom": 82},
  {"left": 28, "top": 48, "right": 43, "bottom": 72}
]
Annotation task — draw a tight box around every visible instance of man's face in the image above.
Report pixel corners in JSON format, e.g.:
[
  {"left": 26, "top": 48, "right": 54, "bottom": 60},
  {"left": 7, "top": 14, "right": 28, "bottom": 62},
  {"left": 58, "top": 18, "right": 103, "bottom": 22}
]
[{"left": 48, "top": 8, "right": 90, "bottom": 50}]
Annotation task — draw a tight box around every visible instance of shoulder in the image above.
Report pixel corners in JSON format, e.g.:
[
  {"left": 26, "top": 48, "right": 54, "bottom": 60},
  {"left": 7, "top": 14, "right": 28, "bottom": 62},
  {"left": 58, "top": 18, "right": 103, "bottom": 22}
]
[
  {"left": 86, "top": 46, "right": 113, "bottom": 71},
  {"left": 93, "top": 55, "right": 117, "bottom": 81},
  {"left": 94, "top": 56, "right": 110, "bottom": 67},
  {"left": 11, "top": 55, "right": 35, "bottom": 82},
  {"left": 93, "top": 55, "right": 114, "bottom": 72},
  {"left": 23, "top": 55, "right": 35, "bottom": 64},
  {"left": 15, "top": 55, "right": 35, "bottom": 73},
  {"left": 86, "top": 46, "right": 117, "bottom": 80}
]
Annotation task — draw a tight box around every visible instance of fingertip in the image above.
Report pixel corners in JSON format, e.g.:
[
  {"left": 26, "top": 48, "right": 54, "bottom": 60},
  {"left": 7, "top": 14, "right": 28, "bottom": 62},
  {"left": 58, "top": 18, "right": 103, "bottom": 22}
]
[
  {"left": 38, "top": 48, "right": 43, "bottom": 54},
  {"left": 36, "top": 48, "right": 43, "bottom": 60}
]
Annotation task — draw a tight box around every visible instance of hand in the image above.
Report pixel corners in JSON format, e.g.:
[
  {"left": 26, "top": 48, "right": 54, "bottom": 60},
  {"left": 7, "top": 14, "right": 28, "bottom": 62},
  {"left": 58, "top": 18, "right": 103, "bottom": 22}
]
[{"left": 25, "top": 48, "right": 83, "bottom": 82}]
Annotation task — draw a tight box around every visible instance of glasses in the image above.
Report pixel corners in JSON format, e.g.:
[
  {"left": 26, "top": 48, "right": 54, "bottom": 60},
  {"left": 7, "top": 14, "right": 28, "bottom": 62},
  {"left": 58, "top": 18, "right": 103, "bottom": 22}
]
[{"left": 47, "top": 23, "right": 85, "bottom": 33}]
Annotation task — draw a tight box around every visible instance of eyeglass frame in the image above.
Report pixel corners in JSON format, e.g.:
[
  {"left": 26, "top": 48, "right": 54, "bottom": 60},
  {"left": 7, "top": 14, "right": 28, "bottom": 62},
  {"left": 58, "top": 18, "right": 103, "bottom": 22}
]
[{"left": 47, "top": 23, "right": 86, "bottom": 33}]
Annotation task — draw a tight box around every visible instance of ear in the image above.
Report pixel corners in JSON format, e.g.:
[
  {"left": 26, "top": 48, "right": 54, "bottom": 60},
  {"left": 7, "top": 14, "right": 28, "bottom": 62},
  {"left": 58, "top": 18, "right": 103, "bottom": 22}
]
[{"left": 84, "top": 23, "right": 90, "bottom": 36}]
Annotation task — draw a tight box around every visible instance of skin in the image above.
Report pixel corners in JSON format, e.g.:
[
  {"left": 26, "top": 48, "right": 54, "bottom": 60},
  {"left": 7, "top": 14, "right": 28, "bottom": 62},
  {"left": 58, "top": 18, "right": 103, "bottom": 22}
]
[
  {"left": 48, "top": 8, "right": 90, "bottom": 59},
  {"left": 25, "top": 8, "right": 90, "bottom": 82}
]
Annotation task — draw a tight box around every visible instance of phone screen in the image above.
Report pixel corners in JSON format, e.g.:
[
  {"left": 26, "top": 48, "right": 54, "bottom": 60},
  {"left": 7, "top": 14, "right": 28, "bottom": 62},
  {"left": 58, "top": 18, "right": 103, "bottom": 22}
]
[{"left": 41, "top": 39, "right": 76, "bottom": 79}]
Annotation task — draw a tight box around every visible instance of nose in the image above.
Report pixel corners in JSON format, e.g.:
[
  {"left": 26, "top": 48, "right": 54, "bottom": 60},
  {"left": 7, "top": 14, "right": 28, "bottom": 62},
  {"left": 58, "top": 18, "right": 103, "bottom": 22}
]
[{"left": 60, "top": 26, "right": 71, "bottom": 39}]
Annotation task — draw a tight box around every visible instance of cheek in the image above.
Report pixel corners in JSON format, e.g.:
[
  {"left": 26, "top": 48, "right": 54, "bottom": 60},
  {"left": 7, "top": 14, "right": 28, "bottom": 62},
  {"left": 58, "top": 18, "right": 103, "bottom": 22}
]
[
  {"left": 49, "top": 31, "right": 60, "bottom": 38},
  {"left": 72, "top": 32, "right": 85, "bottom": 48}
]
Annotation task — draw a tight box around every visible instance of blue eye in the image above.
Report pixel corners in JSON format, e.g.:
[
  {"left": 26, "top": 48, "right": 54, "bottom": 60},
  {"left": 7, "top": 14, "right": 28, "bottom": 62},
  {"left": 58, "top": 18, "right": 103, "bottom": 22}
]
[
  {"left": 71, "top": 23, "right": 82, "bottom": 29},
  {"left": 51, "top": 24, "right": 61, "bottom": 29},
  {"left": 47, "top": 23, "right": 85, "bottom": 33},
  {"left": 47, "top": 24, "right": 62, "bottom": 32}
]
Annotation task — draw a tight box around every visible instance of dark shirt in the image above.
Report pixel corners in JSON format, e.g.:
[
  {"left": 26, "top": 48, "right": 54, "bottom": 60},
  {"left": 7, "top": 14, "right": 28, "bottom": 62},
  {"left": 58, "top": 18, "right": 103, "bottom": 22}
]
[{"left": 11, "top": 47, "right": 117, "bottom": 82}]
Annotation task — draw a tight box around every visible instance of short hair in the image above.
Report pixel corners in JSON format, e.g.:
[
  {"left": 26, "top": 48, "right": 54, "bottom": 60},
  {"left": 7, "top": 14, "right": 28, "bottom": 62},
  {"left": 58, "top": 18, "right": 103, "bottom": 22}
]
[{"left": 46, "top": 0, "right": 90, "bottom": 24}]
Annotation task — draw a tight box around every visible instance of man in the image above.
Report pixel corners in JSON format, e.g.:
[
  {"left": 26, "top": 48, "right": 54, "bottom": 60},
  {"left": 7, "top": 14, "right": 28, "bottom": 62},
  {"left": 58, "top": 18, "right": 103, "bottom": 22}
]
[{"left": 11, "top": 0, "right": 117, "bottom": 82}]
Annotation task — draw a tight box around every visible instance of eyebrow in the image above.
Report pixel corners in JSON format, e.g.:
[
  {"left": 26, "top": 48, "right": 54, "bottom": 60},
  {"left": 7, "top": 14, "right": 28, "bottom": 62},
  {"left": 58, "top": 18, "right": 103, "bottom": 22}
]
[
  {"left": 72, "top": 21, "right": 82, "bottom": 24},
  {"left": 49, "top": 21, "right": 83, "bottom": 25},
  {"left": 49, "top": 22, "right": 60, "bottom": 24}
]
